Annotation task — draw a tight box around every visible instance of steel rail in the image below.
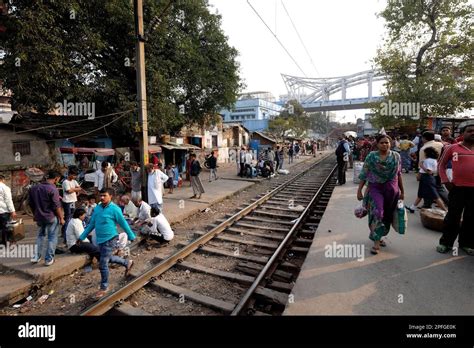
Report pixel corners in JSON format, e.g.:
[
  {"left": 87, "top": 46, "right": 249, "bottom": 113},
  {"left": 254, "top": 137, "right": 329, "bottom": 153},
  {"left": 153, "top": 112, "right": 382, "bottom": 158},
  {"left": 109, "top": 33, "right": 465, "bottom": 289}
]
[
  {"left": 231, "top": 164, "right": 337, "bottom": 315},
  {"left": 81, "top": 154, "right": 333, "bottom": 316}
]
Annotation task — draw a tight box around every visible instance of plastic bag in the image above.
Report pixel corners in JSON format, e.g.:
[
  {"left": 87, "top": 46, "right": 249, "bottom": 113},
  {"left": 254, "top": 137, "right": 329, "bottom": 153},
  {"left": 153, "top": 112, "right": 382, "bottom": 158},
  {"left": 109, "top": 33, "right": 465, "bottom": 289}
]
[
  {"left": 446, "top": 169, "right": 453, "bottom": 182},
  {"left": 353, "top": 162, "right": 363, "bottom": 184},
  {"left": 392, "top": 200, "right": 407, "bottom": 234},
  {"left": 354, "top": 204, "right": 367, "bottom": 219}
]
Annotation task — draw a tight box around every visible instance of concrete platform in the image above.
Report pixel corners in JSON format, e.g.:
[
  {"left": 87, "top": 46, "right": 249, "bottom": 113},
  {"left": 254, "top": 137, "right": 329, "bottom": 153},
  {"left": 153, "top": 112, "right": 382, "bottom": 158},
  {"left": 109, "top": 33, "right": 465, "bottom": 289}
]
[
  {"left": 0, "top": 153, "right": 323, "bottom": 307},
  {"left": 0, "top": 268, "right": 33, "bottom": 305},
  {"left": 284, "top": 168, "right": 474, "bottom": 315}
]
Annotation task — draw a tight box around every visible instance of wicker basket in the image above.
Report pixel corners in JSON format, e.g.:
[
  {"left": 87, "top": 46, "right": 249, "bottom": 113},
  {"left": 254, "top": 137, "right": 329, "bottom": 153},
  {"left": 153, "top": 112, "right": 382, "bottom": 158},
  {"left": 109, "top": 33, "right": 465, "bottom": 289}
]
[
  {"left": 420, "top": 208, "right": 446, "bottom": 232},
  {"left": 25, "top": 167, "right": 45, "bottom": 183}
]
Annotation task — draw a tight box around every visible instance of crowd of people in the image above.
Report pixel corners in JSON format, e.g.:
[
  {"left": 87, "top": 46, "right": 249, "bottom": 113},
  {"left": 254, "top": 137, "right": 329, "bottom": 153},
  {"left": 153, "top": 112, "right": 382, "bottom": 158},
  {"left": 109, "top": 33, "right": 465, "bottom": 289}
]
[
  {"left": 233, "top": 140, "right": 324, "bottom": 179},
  {"left": 0, "top": 153, "right": 188, "bottom": 298},
  {"left": 336, "top": 121, "right": 474, "bottom": 256}
]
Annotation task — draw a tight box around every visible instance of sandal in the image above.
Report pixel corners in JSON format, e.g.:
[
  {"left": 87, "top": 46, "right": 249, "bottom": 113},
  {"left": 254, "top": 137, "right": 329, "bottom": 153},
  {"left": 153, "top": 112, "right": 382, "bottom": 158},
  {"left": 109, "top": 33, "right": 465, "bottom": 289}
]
[
  {"left": 370, "top": 247, "right": 380, "bottom": 255},
  {"left": 95, "top": 289, "right": 109, "bottom": 299},
  {"left": 125, "top": 260, "right": 134, "bottom": 277},
  {"left": 380, "top": 240, "right": 387, "bottom": 247}
]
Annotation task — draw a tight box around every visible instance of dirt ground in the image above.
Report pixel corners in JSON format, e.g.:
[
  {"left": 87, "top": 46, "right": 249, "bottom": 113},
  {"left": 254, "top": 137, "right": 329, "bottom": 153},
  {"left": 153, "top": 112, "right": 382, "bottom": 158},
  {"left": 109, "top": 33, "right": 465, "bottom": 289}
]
[{"left": 0, "top": 157, "right": 320, "bottom": 316}]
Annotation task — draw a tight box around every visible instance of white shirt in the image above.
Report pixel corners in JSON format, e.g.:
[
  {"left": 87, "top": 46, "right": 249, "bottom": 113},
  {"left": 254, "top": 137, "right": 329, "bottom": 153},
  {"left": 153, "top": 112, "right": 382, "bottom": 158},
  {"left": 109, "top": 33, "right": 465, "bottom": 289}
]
[
  {"left": 147, "top": 214, "right": 174, "bottom": 241},
  {"left": 138, "top": 201, "right": 151, "bottom": 221},
  {"left": 419, "top": 141, "right": 444, "bottom": 169},
  {"left": 244, "top": 152, "right": 253, "bottom": 164},
  {"left": 62, "top": 179, "right": 80, "bottom": 203},
  {"left": 123, "top": 201, "right": 137, "bottom": 219},
  {"left": 147, "top": 170, "right": 169, "bottom": 205},
  {"left": 0, "top": 182, "right": 15, "bottom": 214},
  {"left": 66, "top": 218, "right": 89, "bottom": 249},
  {"left": 420, "top": 158, "right": 438, "bottom": 175},
  {"left": 94, "top": 168, "right": 118, "bottom": 190},
  {"left": 239, "top": 150, "right": 245, "bottom": 163}
]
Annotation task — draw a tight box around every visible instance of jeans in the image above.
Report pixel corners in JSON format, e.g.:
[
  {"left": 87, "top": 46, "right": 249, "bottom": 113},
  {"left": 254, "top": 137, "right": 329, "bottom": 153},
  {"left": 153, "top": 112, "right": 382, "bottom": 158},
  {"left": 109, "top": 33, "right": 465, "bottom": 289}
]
[
  {"left": 98, "top": 236, "right": 130, "bottom": 290},
  {"left": 244, "top": 164, "right": 252, "bottom": 178},
  {"left": 70, "top": 242, "right": 100, "bottom": 261},
  {"left": 439, "top": 186, "right": 474, "bottom": 249},
  {"left": 62, "top": 201, "right": 75, "bottom": 242},
  {"left": 0, "top": 212, "right": 10, "bottom": 245},
  {"left": 209, "top": 168, "right": 218, "bottom": 181},
  {"left": 35, "top": 217, "right": 60, "bottom": 263}
]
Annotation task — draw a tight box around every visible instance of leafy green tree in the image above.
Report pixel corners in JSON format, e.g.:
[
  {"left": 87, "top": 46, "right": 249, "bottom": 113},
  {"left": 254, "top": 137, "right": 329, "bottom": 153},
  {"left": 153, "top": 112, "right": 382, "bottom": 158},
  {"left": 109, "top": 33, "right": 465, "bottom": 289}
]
[
  {"left": 268, "top": 116, "right": 289, "bottom": 142},
  {"left": 278, "top": 99, "right": 305, "bottom": 119},
  {"left": 372, "top": 0, "right": 473, "bottom": 128},
  {"left": 290, "top": 116, "right": 310, "bottom": 138},
  {"left": 308, "top": 112, "right": 328, "bottom": 134},
  {"left": 268, "top": 99, "right": 310, "bottom": 139},
  {"left": 0, "top": 0, "right": 242, "bottom": 138}
]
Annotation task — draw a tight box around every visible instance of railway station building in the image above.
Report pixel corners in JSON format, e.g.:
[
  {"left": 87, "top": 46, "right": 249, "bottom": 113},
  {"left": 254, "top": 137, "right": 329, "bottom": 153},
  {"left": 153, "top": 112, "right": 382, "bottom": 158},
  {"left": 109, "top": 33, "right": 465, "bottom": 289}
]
[{"left": 220, "top": 91, "right": 283, "bottom": 132}]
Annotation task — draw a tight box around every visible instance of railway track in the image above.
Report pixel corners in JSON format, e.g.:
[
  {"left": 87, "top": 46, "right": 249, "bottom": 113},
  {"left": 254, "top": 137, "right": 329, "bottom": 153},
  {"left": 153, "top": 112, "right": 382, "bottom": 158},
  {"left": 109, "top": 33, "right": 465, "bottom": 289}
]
[{"left": 81, "top": 155, "right": 337, "bottom": 316}]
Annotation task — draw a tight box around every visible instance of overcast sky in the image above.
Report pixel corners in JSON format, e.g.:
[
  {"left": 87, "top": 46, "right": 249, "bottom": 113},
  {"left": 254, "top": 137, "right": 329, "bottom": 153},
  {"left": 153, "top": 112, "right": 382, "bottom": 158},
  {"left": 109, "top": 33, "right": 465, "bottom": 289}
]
[{"left": 208, "top": 0, "right": 389, "bottom": 121}]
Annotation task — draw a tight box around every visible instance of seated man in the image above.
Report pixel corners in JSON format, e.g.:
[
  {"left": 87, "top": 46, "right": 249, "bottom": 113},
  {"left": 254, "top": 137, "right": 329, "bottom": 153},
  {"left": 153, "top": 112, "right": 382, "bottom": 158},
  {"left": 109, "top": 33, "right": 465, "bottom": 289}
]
[
  {"left": 145, "top": 207, "right": 174, "bottom": 245},
  {"left": 260, "top": 163, "right": 271, "bottom": 178},
  {"left": 265, "top": 160, "right": 275, "bottom": 174},
  {"left": 132, "top": 197, "right": 153, "bottom": 236},
  {"left": 66, "top": 208, "right": 100, "bottom": 261},
  {"left": 133, "top": 197, "right": 151, "bottom": 224},
  {"left": 121, "top": 195, "right": 137, "bottom": 220}
]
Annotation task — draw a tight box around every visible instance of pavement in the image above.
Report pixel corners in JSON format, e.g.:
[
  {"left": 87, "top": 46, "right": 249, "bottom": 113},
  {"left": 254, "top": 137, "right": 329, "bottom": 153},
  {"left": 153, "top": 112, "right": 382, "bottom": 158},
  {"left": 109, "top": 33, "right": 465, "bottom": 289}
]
[
  {"left": 284, "top": 166, "right": 474, "bottom": 315},
  {"left": 0, "top": 152, "right": 326, "bottom": 307}
]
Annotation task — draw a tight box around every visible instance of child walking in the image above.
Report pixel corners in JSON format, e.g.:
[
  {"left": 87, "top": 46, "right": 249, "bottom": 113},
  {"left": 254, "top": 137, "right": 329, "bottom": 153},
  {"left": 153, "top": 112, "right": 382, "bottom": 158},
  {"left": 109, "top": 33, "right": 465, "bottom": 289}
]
[{"left": 407, "top": 147, "right": 447, "bottom": 212}]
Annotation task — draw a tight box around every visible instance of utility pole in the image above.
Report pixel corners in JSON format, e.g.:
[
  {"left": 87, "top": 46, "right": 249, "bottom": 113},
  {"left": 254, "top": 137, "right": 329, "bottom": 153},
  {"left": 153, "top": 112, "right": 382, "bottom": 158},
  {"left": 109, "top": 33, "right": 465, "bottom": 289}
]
[
  {"left": 325, "top": 110, "right": 329, "bottom": 149},
  {"left": 134, "top": 0, "right": 149, "bottom": 200}
]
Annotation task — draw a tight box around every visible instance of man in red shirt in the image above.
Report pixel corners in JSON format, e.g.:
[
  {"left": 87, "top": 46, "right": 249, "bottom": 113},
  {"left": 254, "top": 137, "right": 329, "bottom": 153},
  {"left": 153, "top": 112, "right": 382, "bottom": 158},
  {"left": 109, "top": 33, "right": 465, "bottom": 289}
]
[{"left": 437, "top": 121, "right": 474, "bottom": 255}]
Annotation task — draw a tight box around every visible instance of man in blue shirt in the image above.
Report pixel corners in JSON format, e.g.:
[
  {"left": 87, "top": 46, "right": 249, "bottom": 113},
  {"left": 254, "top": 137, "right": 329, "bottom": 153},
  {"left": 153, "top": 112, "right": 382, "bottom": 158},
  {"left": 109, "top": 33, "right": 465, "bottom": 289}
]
[{"left": 78, "top": 188, "right": 136, "bottom": 299}]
